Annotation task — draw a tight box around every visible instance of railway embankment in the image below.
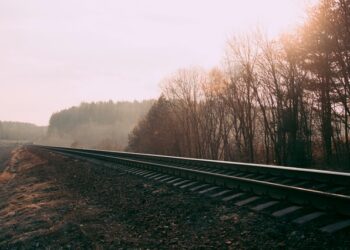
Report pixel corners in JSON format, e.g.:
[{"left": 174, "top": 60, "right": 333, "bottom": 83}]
[{"left": 0, "top": 145, "right": 349, "bottom": 249}]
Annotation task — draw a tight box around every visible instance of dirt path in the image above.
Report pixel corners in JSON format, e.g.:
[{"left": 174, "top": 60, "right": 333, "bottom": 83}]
[{"left": 0, "top": 146, "right": 349, "bottom": 249}]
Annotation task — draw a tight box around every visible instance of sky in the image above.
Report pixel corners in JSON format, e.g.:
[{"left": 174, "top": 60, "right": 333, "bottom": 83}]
[{"left": 0, "top": 0, "right": 318, "bottom": 125}]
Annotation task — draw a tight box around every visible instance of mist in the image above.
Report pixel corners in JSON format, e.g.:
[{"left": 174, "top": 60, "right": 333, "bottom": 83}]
[{"left": 42, "top": 100, "right": 154, "bottom": 150}]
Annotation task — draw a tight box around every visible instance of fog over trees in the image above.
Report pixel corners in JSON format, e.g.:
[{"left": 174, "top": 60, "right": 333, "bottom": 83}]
[
  {"left": 0, "top": 121, "right": 46, "bottom": 142},
  {"left": 128, "top": 0, "right": 350, "bottom": 170},
  {"left": 1, "top": 101, "right": 154, "bottom": 150},
  {"left": 46, "top": 100, "right": 154, "bottom": 150}
]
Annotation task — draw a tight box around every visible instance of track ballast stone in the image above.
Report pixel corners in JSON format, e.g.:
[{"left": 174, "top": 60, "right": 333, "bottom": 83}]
[{"left": 0, "top": 146, "right": 349, "bottom": 249}]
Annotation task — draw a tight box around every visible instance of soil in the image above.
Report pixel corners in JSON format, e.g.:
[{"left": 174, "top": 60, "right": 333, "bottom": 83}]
[{"left": 0, "top": 145, "right": 349, "bottom": 249}]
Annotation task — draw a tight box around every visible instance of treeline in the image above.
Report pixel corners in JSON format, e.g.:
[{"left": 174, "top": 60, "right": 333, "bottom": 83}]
[
  {"left": 128, "top": 0, "right": 350, "bottom": 170},
  {"left": 46, "top": 100, "right": 154, "bottom": 149},
  {"left": 0, "top": 121, "right": 46, "bottom": 141}
]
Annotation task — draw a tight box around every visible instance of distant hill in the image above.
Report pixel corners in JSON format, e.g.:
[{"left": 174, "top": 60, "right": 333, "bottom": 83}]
[
  {"left": 0, "top": 121, "right": 46, "bottom": 142},
  {"left": 45, "top": 100, "right": 155, "bottom": 150}
]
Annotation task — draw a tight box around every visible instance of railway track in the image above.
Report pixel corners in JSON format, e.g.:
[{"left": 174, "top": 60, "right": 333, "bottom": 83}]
[{"left": 33, "top": 145, "right": 350, "bottom": 233}]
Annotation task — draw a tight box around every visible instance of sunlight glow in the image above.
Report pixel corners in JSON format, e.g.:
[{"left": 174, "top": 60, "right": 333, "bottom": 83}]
[{"left": 0, "top": 0, "right": 318, "bottom": 125}]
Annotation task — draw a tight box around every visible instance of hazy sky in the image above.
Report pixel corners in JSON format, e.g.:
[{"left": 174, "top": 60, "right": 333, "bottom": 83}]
[{"left": 0, "top": 0, "right": 317, "bottom": 125}]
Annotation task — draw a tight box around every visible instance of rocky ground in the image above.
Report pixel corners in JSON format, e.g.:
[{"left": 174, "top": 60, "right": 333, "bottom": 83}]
[{"left": 0, "top": 145, "right": 349, "bottom": 249}]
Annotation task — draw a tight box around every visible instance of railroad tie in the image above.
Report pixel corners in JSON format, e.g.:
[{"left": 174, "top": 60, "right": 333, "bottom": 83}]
[
  {"left": 144, "top": 172, "right": 158, "bottom": 178},
  {"left": 272, "top": 206, "right": 302, "bottom": 217},
  {"left": 167, "top": 178, "right": 182, "bottom": 184},
  {"left": 252, "top": 201, "right": 279, "bottom": 211},
  {"left": 190, "top": 184, "right": 210, "bottom": 192},
  {"left": 198, "top": 186, "right": 219, "bottom": 195},
  {"left": 210, "top": 189, "right": 232, "bottom": 198},
  {"left": 154, "top": 175, "right": 169, "bottom": 181},
  {"left": 159, "top": 176, "right": 175, "bottom": 182},
  {"left": 320, "top": 219, "right": 350, "bottom": 233},
  {"left": 137, "top": 171, "right": 150, "bottom": 176},
  {"left": 222, "top": 193, "right": 244, "bottom": 202},
  {"left": 173, "top": 180, "right": 191, "bottom": 187},
  {"left": 293, "top": 212, "right": 325, "bottom": 224},
  {"left": 179, "top": 182, "right": 198, "bottom": 189},
  {"left": 235, "top": 196, "right": 260, "bottom": 206},
  {"left": 149, "top": 173, "right": 163, "bottom": 179}
]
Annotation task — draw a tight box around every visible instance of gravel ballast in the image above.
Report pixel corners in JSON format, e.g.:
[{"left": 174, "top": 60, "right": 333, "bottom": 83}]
[{"left": 0, "top": 146, "right": 349, "bottom": 249}]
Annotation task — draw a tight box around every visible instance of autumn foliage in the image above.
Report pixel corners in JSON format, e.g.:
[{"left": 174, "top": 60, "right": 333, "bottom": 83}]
[{"left": 128, "top": 0, "right": 350, "bottom": 170}]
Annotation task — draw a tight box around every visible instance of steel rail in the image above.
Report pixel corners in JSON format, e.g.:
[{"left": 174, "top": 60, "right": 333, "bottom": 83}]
[
  {"left": 38, "top": 145, "right": 350, "bottom": 186},
  {"left": 33, "top": 145, "right": 350, "bottom": 216}
]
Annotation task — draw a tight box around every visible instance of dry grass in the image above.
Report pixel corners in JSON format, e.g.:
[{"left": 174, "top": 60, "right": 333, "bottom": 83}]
[{"left": 0, "top": 172, "right": 13, "bottom": 183}]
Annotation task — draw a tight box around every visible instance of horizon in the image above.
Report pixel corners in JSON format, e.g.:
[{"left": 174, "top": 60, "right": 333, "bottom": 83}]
[{"left": 0, "top": 98, "right": 155, "bottom": 127}]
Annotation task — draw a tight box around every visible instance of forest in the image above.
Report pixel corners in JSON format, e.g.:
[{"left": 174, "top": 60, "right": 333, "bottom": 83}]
[
  {"left": 127, "top": 0, "right": 350, "bottom": 170},
  {"left": 46, "top": 100, "right": 154, "bottom": 149},
  {"left": 0, "top": 121, "right": 46, "bottom": 142}
]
